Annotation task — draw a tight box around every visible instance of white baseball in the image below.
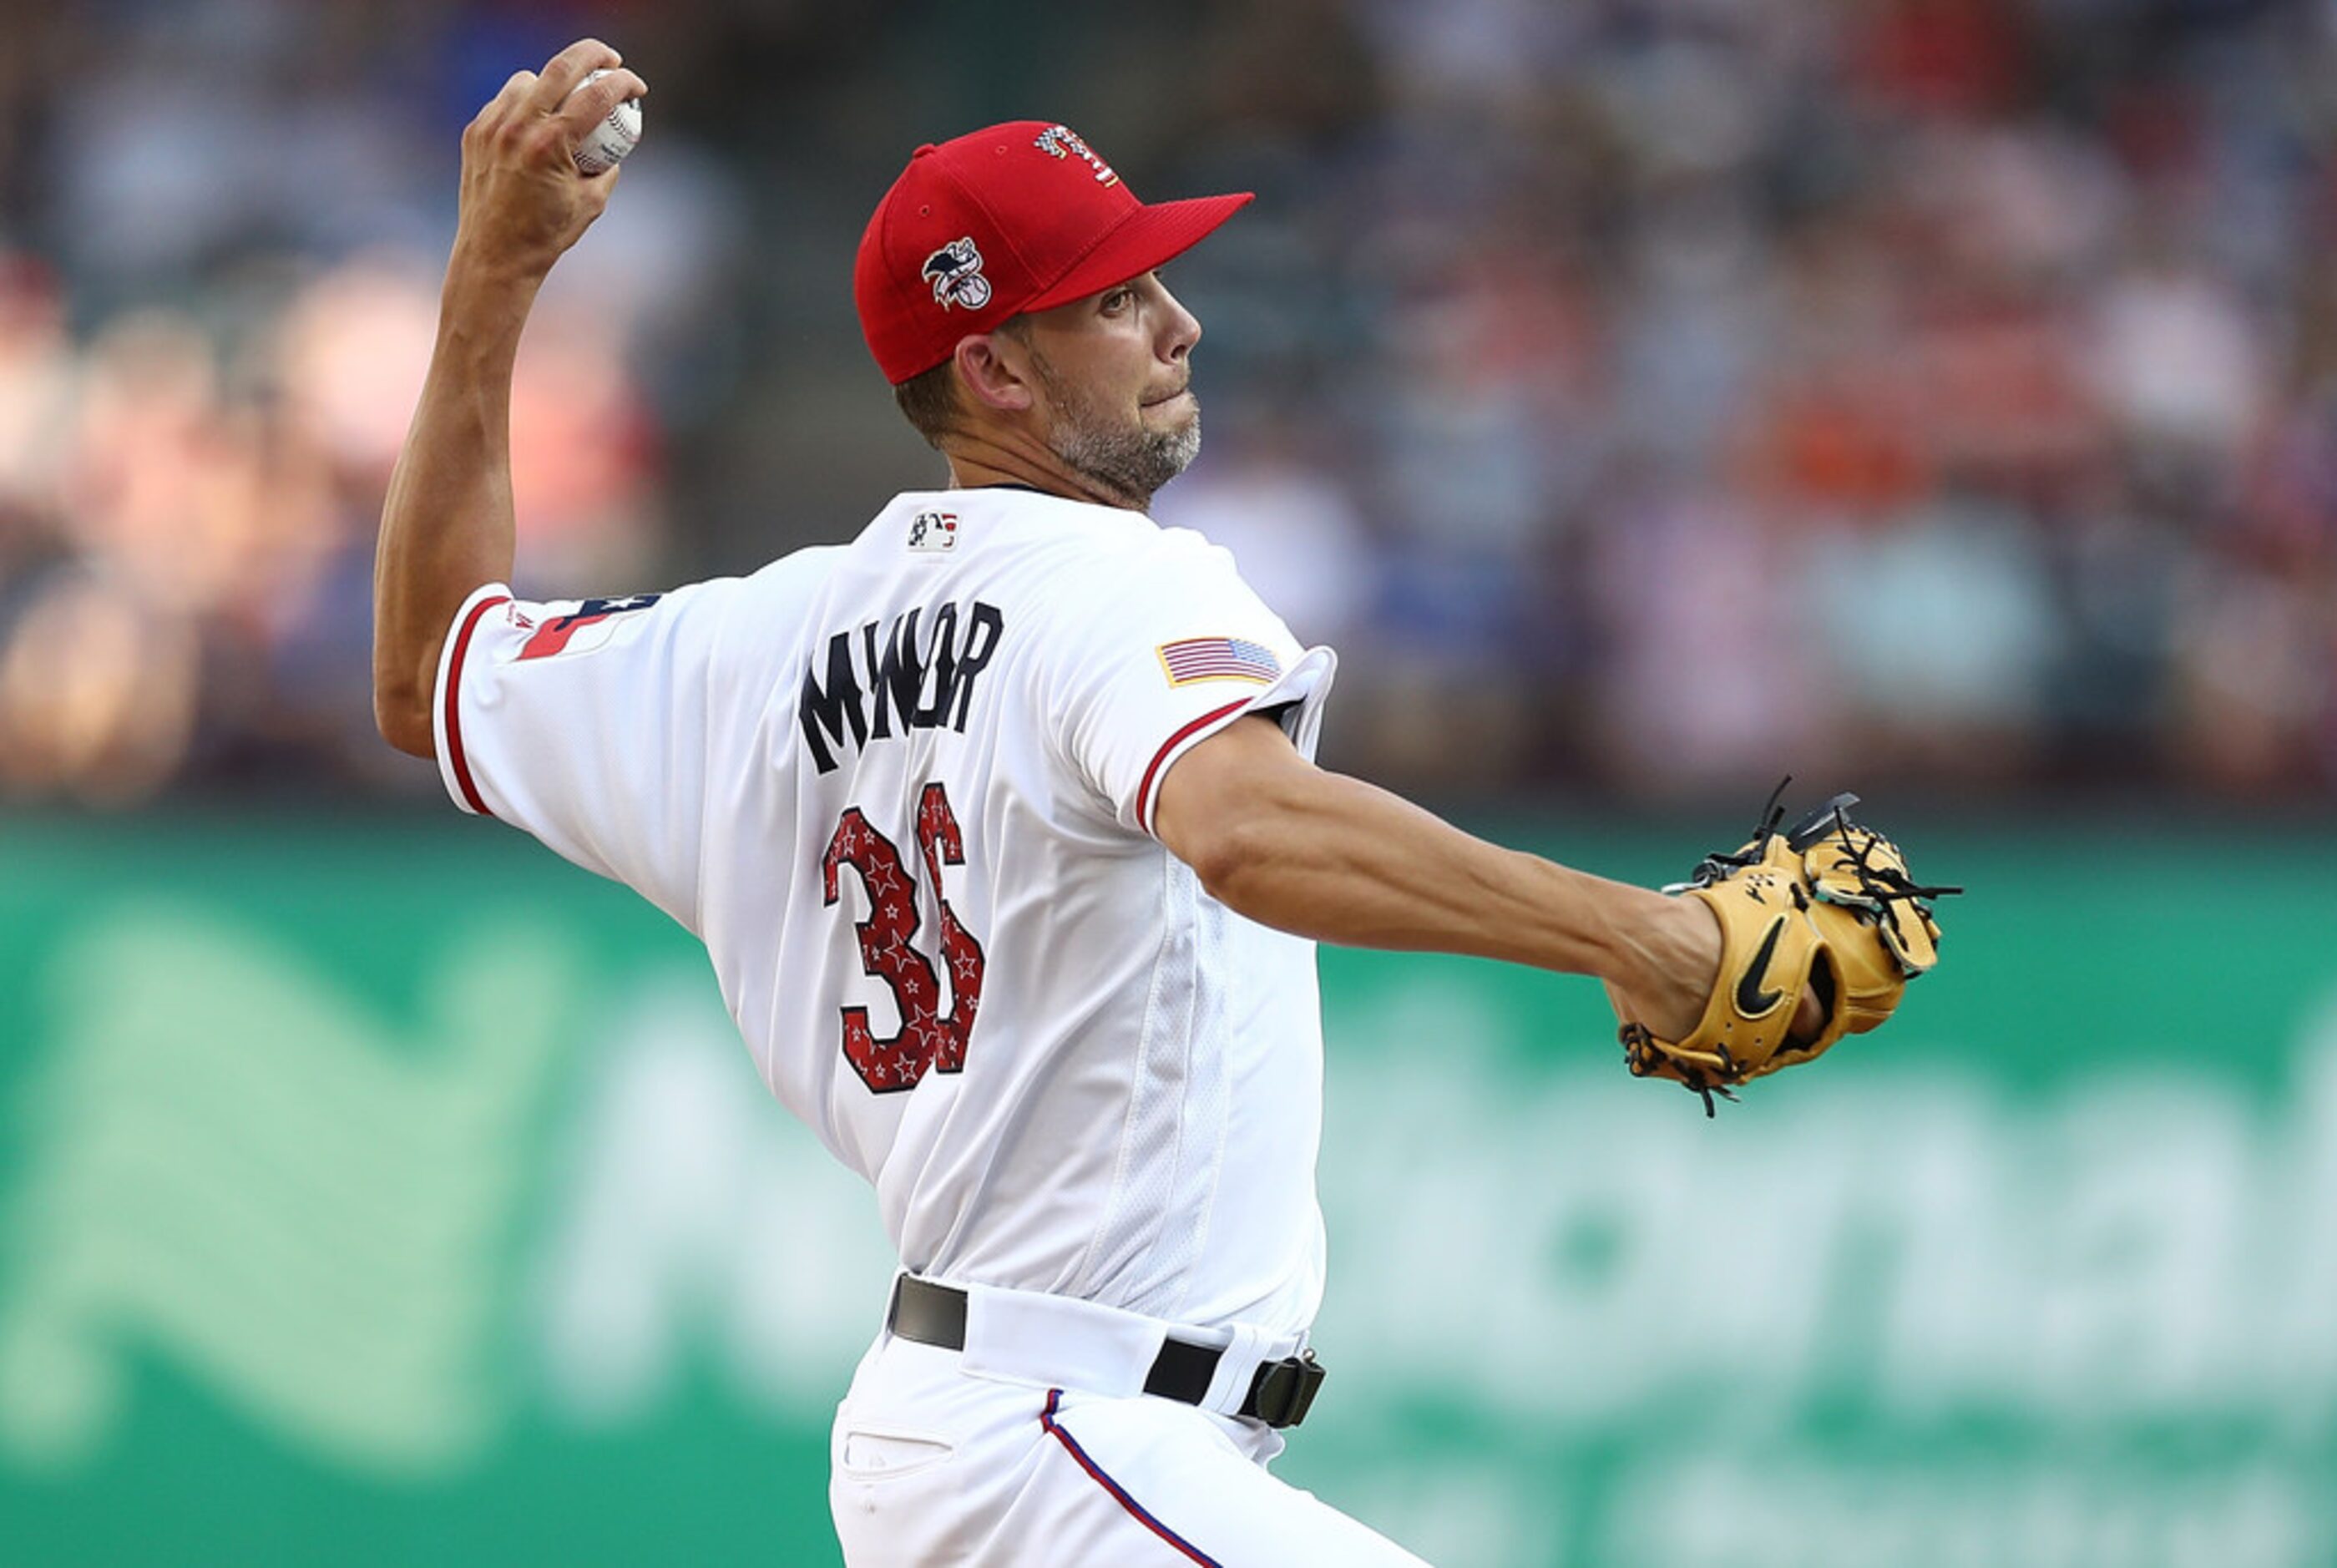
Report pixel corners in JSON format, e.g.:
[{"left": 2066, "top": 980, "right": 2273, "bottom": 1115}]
[{"left": 571, "top": 68, "right": 642, "bottom": 176}]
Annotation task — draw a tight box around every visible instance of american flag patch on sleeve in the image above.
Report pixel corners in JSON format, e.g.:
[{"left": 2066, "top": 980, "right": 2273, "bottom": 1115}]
[{"left": 1157, "top": 636, "right": 1283, "bottom": 687}]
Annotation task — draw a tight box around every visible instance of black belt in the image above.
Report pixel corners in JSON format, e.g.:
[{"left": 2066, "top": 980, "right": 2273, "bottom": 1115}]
[{"left": 885, "top": 1274, "right": 1327, "bottom": 1429}]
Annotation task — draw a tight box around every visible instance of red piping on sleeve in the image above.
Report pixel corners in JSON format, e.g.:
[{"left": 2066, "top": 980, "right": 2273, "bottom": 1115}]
[
  {"left": 1134, "top": 698, "right": 1250, "bottom": 834},
  {"left": 443, "top": 594, "right": 510, "bottom": 818}
]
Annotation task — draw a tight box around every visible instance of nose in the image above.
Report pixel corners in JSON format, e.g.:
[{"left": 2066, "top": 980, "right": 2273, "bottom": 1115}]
[{"left": 1156, "top": 279, "right": 1201, "bottom": 364}]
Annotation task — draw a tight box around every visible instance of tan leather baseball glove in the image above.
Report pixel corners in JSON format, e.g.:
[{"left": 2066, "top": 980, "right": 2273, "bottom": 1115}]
[{"left": 1618, "top": 788, "right": 1958, "bottom": 1115}]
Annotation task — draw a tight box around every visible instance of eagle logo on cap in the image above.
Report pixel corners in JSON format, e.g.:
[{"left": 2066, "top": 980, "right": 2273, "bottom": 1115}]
[{"left": 922, "top": 236, "right": 993, "bottom": 311}]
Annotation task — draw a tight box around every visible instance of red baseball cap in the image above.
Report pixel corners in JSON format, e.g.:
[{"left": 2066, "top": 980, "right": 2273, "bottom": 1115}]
[{"left": 855, "top": 121, "right": 1252, "bottom": 384}]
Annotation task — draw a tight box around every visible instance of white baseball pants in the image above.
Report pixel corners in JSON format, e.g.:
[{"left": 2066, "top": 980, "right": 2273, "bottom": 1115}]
[{"left": 828, "top": 1318, "right": 1429, "bottom": 1565}]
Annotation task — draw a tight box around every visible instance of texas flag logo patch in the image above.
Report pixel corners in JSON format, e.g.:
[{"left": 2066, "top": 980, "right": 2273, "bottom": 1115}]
[
  {"left": 1157, "top": 636, "right": 1282, "bottom": 687},
  {"left": 516, "top": 594, "right": 663, "bottom": 660}
]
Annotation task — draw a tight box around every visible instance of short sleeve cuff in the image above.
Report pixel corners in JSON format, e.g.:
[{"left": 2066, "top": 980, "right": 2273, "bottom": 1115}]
[
  {"left": 432, "top": 582, "right": 515, "bottom": 817},
  {"left": 1131, "top": 645, "right": 1338, "bottom": 838}
]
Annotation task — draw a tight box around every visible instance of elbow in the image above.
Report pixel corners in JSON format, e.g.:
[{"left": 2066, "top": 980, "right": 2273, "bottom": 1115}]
[
  {"left": 372, "top": 665, "right": 436, "bottom": 759},
  {"left": 375, "top": 694, "right": 435, "bottom": 759},
  {"left": 1183, "top": 805, "right": 1289, "bottom": 913},
  {"left": 1186, "top": 829, "right": 1248, "bottom": 908}
]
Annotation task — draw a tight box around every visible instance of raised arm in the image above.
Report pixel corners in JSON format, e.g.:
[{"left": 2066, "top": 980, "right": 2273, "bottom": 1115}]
[
  {"left": 1153, "top": 714, "right": 1817, "bottom": 1046},
  {"left": 372, "top": 40, "right": 647, "bottom": 756}
]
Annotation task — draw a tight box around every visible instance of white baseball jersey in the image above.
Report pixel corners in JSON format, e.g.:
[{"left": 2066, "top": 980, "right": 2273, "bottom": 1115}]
[{"left": 433, "top": 486, "right": 1338, "bottom": 1336}]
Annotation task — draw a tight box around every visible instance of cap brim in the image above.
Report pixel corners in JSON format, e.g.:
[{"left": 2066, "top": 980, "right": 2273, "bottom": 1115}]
[{"left": 1020, "top": 192, "right": 1253, "bottom": 314}]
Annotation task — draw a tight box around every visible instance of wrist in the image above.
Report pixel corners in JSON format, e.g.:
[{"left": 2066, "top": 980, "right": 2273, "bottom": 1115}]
[
  {"left": 1611, "top": 883, "right": 1712, "bottom": 997},
  {"left": 442, "top": 240, "right": 545, "bottom": 322}
]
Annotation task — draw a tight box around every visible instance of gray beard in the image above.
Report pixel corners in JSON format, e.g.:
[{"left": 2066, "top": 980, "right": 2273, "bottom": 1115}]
[{"left": 1029, "top": 353, "right": 1201, "bottom": 508}]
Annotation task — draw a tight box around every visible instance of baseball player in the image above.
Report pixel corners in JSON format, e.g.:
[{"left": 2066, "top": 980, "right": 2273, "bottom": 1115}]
[{"left": 375, "top": 41, "right": 1859, "bottom": 1567}]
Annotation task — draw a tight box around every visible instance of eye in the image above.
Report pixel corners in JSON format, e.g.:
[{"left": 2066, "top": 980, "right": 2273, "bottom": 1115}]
[{"left": 1100, "top": 286, "right": 1135, "bottom": 315}]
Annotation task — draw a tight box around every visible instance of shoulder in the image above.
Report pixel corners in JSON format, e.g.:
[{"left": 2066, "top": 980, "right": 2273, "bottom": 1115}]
[
  {"left": 625, "top": 548, "right": 847, "bottom": 680},
  {"left": 1062, "top": 520, "right": 1252, "bottom": 605},
  {"left": 1003, "top": 499, "right": 1237, "bottom": 583},
  {"left": 642, "top": 548, "right": 842, "bottom": 633},
  {"left": 740, "top": 544, "right": 848, "bottom": 598}
]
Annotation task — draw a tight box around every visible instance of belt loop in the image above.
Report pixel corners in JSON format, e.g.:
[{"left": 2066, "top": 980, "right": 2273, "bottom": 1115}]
[
  {"left": 1202, "top": 1321, "right": 1274, "bottom": 1414},
  {"left": 958, "top": 1282, "right": 1166, "bottom": 1398}
]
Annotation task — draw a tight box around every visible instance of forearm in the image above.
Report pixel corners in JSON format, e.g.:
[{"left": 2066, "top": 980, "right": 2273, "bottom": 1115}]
[
  {"left": 371, "top": 41, "right": 640, "bottom": 756},
  {"left": 1193, "top": 763, "right": 1679, "bottom": 985},
  {"left": 371, "top": 262, "right": 537, "bottom": 754}
]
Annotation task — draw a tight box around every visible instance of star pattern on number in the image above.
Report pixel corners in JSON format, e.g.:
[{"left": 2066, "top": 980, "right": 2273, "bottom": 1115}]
[{"left": 829, "top": 789, "right": 987, "bottom": 1093}]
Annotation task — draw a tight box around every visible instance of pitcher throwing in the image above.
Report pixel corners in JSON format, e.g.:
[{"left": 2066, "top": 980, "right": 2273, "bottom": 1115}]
[{"left": 372, "top": 38, "right": 1949, "bottom": 1565}]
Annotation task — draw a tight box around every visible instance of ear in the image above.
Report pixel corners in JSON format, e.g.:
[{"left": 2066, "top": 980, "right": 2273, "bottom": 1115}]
[{"left": 954, "top": 331, "right": 1037, "bottom": 414}]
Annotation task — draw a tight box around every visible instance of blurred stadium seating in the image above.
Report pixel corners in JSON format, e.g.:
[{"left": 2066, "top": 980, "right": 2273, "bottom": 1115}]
[{"left": 3, "top": 0, "right": 2336, "bottom": 807}]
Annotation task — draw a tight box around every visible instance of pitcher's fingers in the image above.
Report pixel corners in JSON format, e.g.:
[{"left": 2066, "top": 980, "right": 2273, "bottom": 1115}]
[
  {"left": 579, "top": 164, "right": 623, "bottom": 214},
  {"left": 478, "top": 69, "right": 536, "bottom": 117},
  {"left": 555, "top": 66, "right": 648, "bottom": 138},
  {"left": 465, "top": 70, "right": 538, "bottom": 147},
  {"left": 528, "top": 38, "right": 623, "bottom": 114},
  {"left": 1789, "top": 983, "right": 1825, "bottom": 1043}
]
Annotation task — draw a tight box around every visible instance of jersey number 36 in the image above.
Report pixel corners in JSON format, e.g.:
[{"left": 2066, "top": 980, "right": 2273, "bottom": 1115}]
[{"left": 821, "top": 783, "right": 986, "bottom": 1094}]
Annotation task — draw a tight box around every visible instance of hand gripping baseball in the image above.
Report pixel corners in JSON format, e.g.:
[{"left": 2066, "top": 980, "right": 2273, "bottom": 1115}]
[
  {"left": 1616, "top": 786, "right": 1960, "bottom": 1115},
  {"left": 453, "top": 39, "right": 649, "bottom": 281}
]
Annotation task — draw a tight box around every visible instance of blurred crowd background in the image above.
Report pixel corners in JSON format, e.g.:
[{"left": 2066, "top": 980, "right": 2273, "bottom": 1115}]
[{"left": 3, "top": 0, "right": 2335, "bottom": 808}]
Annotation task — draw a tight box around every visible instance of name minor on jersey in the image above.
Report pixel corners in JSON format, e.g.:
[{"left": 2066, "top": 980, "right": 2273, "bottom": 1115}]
[{"left": 799, "top": 600, "right": 1006, "bottom": 773}]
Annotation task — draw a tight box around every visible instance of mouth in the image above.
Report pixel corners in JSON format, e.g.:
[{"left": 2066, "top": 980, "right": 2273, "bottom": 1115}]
[{"left": 1142, "top": 387, "right": 1193, "bottom": 410}]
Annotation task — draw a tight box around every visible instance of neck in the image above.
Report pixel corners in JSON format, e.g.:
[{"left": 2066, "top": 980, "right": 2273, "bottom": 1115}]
[{"left": 940, "top": 429, "right": 1150, "bottom": 512}]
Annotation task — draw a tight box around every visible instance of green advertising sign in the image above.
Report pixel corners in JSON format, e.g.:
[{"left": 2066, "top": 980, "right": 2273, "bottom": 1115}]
[{"left": 1, "top": 817, "right": 2330, "bottom": 1566}]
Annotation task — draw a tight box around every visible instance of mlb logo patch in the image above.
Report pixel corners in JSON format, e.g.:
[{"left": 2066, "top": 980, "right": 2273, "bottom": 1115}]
[
  {"left": 1157, "top": 636, "right": 1282, "bottom": 687},
  {"left": 908, "top": 512, "right": 959, "bottom": 553}
]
